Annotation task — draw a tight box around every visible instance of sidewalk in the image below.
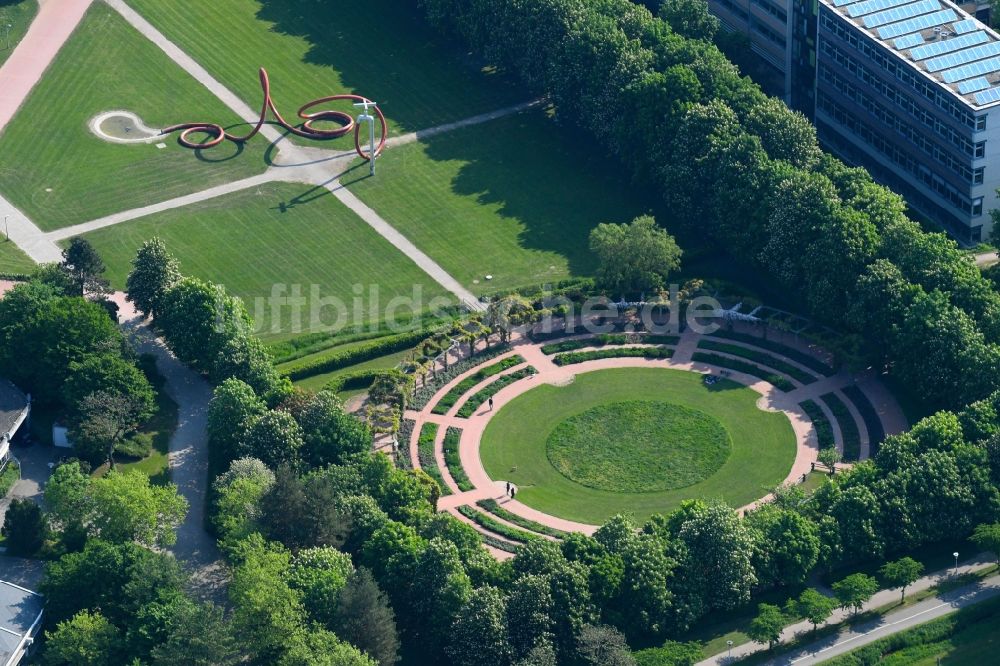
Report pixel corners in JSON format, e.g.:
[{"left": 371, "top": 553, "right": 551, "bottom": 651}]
[{"left": 697, "top": 554, "right": 997, "bottom": 665}]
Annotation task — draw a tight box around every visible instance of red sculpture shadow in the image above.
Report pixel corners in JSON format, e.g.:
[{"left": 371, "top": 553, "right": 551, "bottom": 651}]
[{"left": 162, "top": 68, "right": 387, "bottom": 160}]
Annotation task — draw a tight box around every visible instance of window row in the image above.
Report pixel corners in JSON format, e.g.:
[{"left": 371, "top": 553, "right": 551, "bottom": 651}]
[
  {"left": 752, "top": 18, "right": 785, "bottom": 46},
  {"left": 751, "top": 0, "right": 788, "bottom": 23}
]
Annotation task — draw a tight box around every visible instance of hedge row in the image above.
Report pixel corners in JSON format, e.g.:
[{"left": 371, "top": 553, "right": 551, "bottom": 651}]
[
  {"left": 442, "top": 427, "right": 472, "bottom": 492},
  {"left": 321, "top": 368, "right": 396, "bottom": 394},
  {"left": 456, "top": 505, "right": 540, "bottom": 544},
  {"left": 396, "top": 418, "right": 415, "bottom": 471},
  {"left": 0, "top": 272, "right": 30, "bottom": 281},
  {"left": 691, "top": 352, "right": 795, "bottom": 392},
  {"left": 456, "top": 367, "right": 537, "bottom": 418},
  {"left": 709, "top": 329, "right": 837, "bottom": 376},
  {"left": 799, "top": 400, "right": 835, "bottom": 450},
  {"left": 416, "top": 422, "right": 450, "bottom": 496},
  {"left": 476, "top": 499, "right": 569, "bottom": 538},
  {"left": 697, "top": 339, "right": 817, "bottom": 385},
  {"left": 822, "top": 392, "right": 862, "bottom": 461},
  {"left": 270, "top": 327, "right": 423, "bottom": 365},
  {"left": 843, "top": 385, "right": 886, "bottom": 457},
  {"left": 540, "top": 333, "right": 679, "bottom": 355},
  {"left": 430, "top": 355, "right": 525, "bottom": 415},
  {"left": 278, "top": 328, "right": 431, "bottom": 380},
  {"left": 411, "top": 345, "right": 511, "bottom": 410},
  {"left": 553, "top": 347, "right": 674, "bottom": 366}
]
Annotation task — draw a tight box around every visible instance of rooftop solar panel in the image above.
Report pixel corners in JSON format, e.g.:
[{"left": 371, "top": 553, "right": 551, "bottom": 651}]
[
  {"left": 834, "top": 0, "right": 864, "bottom": 6},
  {"left": 864, "top": 0, "right": 940, "bottom": 28},
  {"left": 952, "top": 19, "right": 979, "bottom": 34},
  {"left": 958, "top": 77, "right": 991, "bottom": 93},
  {"left": 894, "top": 33, "right": 926, "bottom": 49},
  {"left": 926, "top": 41, "right": 1000, "bottom": 72},
  {"left": 943, "top": 55, "right": 1000, "bottom": 82},
  {"left": 974, "top": 86, "right": 1000, "bottom": 104},
  {"left": 848, "top": 0, "right": 914, "bottom": 18},
  {"left": 910, "top": 31, "right": 988, "bottom": 60},
  {"left": 877, "top": 9, "right": 957, "bottom": 39}
]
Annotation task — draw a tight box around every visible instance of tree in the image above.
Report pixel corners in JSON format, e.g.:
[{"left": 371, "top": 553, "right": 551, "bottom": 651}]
[
  {"left": 747, "top": 506, "right": 820, "bottom": 587},
  {"left": 239, "top": 410, "right": 304, "bottom": 469},
  {"left": 410, "top": 538, "right": 474, "bottom": 656},
  {"left": 880, "top": 557, "right": 924, "bottom": 603},
  {"left": 817, "top": 447, "right": 842, "bottom": 473},
  {"left": 1, "top": 498, "right": 46, "bottom": 556},
  {"left": 972, "top": 522, "right": 1000, "bottom": 564},
  {"left": 589, "top": 215, "right": 682, "bottom": 295},
  {"left": 43, "top": 610, "right": 120, "bottom": 666},
  {"left": 747, "top": 603, "right": 785, "bottom": 649},
  {"left": 63, "top": 353, "right": 155, "bottom": 422},
  {"left": 44, "top": 461, "right": 91, "bottom": 531},
  {"left": 156, "top": 278, "right": 252, "bottom": 373},
  {"left": 832, "top": 573, "right": 879, "bottom": 616},
  {"left": 287, "top": 546, "right": 355, "bottom": 628},
  {"left": 69, "top": 390, "right": 154, "bottom": 468},
  {"left": 575, "top": 624, "right": 636, "bottom": 666},
  {"left": 126, "top": 237, "right": 181, "bottom": 319},
  {"left": 207, "top": 378, "right": 267, "bottom": 467},
  {"left": 211, "top": 334, "right": 283, "bottom": 397},
  {"left": 298, "top": 391, "right": 372, "bottom": 467},
  {"left": 793, "top": 588, "right": 837, "bottom": 633},
  {"left": 448, "top": 585, "right": 512, "bottom": 666},
  {"left": 634, "top": 641, "right": 703, "bottom": 666},
  {"left": 61, "top": 238, "right": 109, "bottom": 297},
  {"left": 658, "top": 0, "right": 719, "bottom": 41},
  {"left": 150, "top": 599, "right": 239, "bottom": 666},
  {"left": 332, "top": 568, "right": 400, "bottom": 666},
  {"left": 87, "top": 471, "right": 188, "bottom": 547},
  {"left": 212, "top": 457, "right": 275, "bottom": 545}
]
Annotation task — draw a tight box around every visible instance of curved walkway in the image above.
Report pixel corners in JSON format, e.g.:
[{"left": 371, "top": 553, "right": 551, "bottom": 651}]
[{"left": 406, "top": 329, "right": 906, "bottom": 548}]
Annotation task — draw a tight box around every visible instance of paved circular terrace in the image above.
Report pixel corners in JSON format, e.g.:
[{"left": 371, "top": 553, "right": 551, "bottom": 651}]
[{"left": 404, "top": 324, "right": 907, "bottom": 558}]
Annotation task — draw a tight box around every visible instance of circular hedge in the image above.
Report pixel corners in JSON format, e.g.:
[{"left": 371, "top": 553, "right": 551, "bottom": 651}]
[{"left": 545, "top": 400, "right": 731, "bottom": 493}]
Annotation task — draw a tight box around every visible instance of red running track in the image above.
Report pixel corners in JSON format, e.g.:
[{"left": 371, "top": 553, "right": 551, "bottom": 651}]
[{"left": 162, "top": 67, "right": 387, "bottom": 160}]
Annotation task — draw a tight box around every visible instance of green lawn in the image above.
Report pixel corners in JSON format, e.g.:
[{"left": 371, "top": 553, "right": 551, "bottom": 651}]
[
  {"left": 0, "top": 0, "right": 38, "bottom": 67},
  {"left": 125, "top": 0, "right": 524, "bottom": 138},
  {"left": 348, "top": 109, "right": 652, "bottom": 294},
  {"left": 481, "top": 368, "right": 796, "bottom": 524},
  {"left": 292, "top": 348, "right": 414, "bottom": 393},
  {"left": 0, "top": 3, "right": 269, "bottom": 230},
  {"left": 0, "top": 238, "right": 35, "bottom": 275},
  {"left": 73, "top": 182, "right": 451, "bottom": 337}
]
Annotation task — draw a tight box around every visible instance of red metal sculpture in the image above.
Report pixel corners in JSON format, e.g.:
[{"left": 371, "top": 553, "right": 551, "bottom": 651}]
[{"left": 162, "top": 67, "right": 387, "bottom": 160}]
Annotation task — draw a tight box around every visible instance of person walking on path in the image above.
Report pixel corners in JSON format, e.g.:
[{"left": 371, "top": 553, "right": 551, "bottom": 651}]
[
  {"left": 488, "top": 397, "right": 494, "bottom": 411},
  {"left": 505, "top": 481, "right": 510, "bottom": 495},
  {"left": 511, "top": 487, "right": 516, "bottom": 500}
]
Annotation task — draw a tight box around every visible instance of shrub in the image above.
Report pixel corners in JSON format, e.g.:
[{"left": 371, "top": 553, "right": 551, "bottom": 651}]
[
  {"left": 1, "top": 497, "right": 45, "bottom": 556},
  {"left": 843, "top": 385, "right": 885, "bottom": 456},
  {"left": 553, "top": 347, "right": 674, "bottom": 366},
  {"left": 821, "top": 393, "right": 861, "bottom": 461},
  {"left": 541, "top": 333, "right": 679, "bottom": 355},
  {"left": 442, "top": 427, "right": 472, "bottom": 491},
  {"left": 279, "top": 329, "right": 432, "bottom": 380},
  {"left": 456, "top": 367, "right": 537, "bottom": 417},
  {"left": 430, "top": 355, "right": 525, "bottom": 415},
  {"left": 476, "top": 499, "right": 569, "bottom": 538},
  {"left": 691, "top": 352, "right": 795, "bottom": 391},
  {"left": 697, "top": 340, "right": 817, "bottom": 384},
  {"left": 710, "top": 330, "right": 836, "bottom": 375},
  {"left": 800, "top": 400, "right": 835, "bottom": 449},
  {"left": 416, "top": 423, "right": 450, "bottom": 496},
  {"left": 411, "top": 345, "right": 511, "bottom": 410},
  {"left": 456, "top": 505, "right": 539, "bottom": 544}
]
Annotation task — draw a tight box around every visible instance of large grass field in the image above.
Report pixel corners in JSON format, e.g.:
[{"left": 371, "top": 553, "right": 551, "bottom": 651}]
[
  {"left": 348, "top": 109, "right": 652, "bottom": 294},
  {"left": 0, "top": 238, "right": 35, "bottom": 275},
  {"left": 73, "top": 182, "right": 451, "bottom": 337},
  {"left": 0, "top": 0, "right": 38, "bottom": 67},
  {"left": 0, "top": 3, "right": 269, "bottom": 230},
  {"left": 480, "top": 368, "right": 796, "bottom": 524},
  {"left": 125, "top": 0, "right": 524, "bottom": 138}
]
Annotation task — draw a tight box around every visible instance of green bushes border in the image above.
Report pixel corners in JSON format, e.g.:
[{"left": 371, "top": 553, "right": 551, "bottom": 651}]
[
  {"left": 541, "top": 333, "right": 679, "bottom": 355},
  {"left": 553, "top": 347, "right": 674, "bottom": 366},
  {"left": 691, "top": 352, "right": 795, "bottom": 392},
  {"left": 476, "top": 499, "right": 569, "bottom": 538},
  {"left": 843, "top": 385, "right": 886, "bottom": 457},
  {"left": 321, "top": 368, "right": 397, "bottom": 394},
  {"left": 709, "top": 330, "right": 836, "bottom": 376},
  {"left": 456, "top": 505, "right": 540, "bottom": 544},
  {"left": 456, "top": 367, "right": 537, "bottom": 418},
  {"left": 800, "top": 399, "right": 835, "bottom": 450},
  {"left": 821, "top": 392, "right": 861, "bottom": 461},
  {"left": 442, "top": 427, "right": 473, "bottom": 492},
  {"left": 279, "top": 329, "right": 431, "bottom": 380},
  {"left": 697, "top": 339, "right": 817, "bottom": 385},
  {"left": 411, "top": 345, "right": 511, "bottom": 410},
  {"left": 416, "top": 422, "right": 451, "bottom": 496},
  {"left": 430, "top": 355, "right": 526, "bottom": 415},
  {"left": 0, "top": 461, "right": 20, "bottom": 498}
]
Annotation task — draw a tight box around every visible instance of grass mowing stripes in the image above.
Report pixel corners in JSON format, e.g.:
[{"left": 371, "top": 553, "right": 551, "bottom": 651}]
[
  {"left": 708, "top": 329, "right": 836, "bottom": 376},
  {"left": 697, "top": 339, "right": 817, "bottom": 384},
  {"left": 442, "top": 427, "right": 472, "bottom": 492},
  {"left": 843, "top": 385, "right": 886, "bottom": 457},
  {"left": 692, "top": 352, "right": 795, "bottom": 392},
  {"left": 0, "top": 1, "right": 38, "bottom": 68},
  {"left": 476, "top": 500, "right": 570, "bottom": 538},
  {"left": 76, "top": 183, "right": 451, "bottom": 338},
  {"left": 456, "top": 505, "right": 540, "bottom": 544},
  {"left": 0, "top": 3, "right": 269, "bottom": 229},
  {"left": 0, "top": 240, "right": 35, "bottom": 276},
  {"left": 416, "top": 423, "right": 450, "bottom": 496},
  {"left": 553, "top": 347, "right": 673, "bottom": 366},
  {"left": 821, "top": 392, "right": 861, "bottom": 461},
  {"left": 799, "top": 399, "right": 835, "bottom": 449},
  {"left": 430, "top": 355, "right": 525, "bottom": 415},
  {"left": 456, "top": 367, "right": 537, "bottom": 418}
]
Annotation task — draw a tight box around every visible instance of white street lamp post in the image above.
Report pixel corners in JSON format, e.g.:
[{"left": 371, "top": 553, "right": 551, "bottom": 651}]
[
  {"left": 953, "top": 551, "right": 960, "bottom": 574},
  {"left": 727, "top": 640, "right": 734, "bottom": 658},
  {"left": 353, "top": 100, "right": 378, "bottom": 177}
]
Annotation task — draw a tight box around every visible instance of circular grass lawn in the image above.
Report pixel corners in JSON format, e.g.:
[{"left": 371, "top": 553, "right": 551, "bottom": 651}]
[
  {"left": 546, "top": 401, "right": 731, "bottom": 493},
  {"left": 480, "top": 368, "right": 796, "bottom": 524}
]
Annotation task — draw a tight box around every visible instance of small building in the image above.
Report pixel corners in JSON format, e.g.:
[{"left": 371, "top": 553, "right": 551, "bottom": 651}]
[
  {"left": 0, "top": 580, "right": 43, "bottom": 666},
  {"left": 0, "top": 380, "right": 29, "bottom": 470}
]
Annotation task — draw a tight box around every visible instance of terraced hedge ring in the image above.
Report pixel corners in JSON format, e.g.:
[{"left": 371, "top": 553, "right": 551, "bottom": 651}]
[{"left": 162, "top": 67, "right": 387, "bottom": 159}]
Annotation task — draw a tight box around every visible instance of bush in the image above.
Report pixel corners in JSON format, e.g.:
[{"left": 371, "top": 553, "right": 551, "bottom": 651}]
[
  {"left": 115, "top": 432, "right": 153, "bottom": 459},
  {"left": 456, "top": 367, "right": 537, "bottom": 418},
  {"left": 323, "top": 369, "right": 398, "bottom": 394},
  {"left": 2, "top": 497, "right": 46, "bottom": 556},
  {"left": 843, "top": 386, "right": 885, "bottom": 456},
  {"left": 697, "top": 339, "right": 817, "bottom": 384},
  {"left": 279, "top": 329, "right": 432, "bottom": 380},
  {"left": 821, "top": 393, "right": 861, "bottom": 461},
  {"left": 709, "top": 330, "right": 836, "bottom": 376},
  {"left": 456, "top": 505, "right": 539, "bottom": 544},
  {"left": 553, "top": 347, "right": 674, "bottom": 366},
  {"left": 800, "top": 400, "right": 835, "bottom": 449},
  {"left": 476, "top": 499, "right": 568, "bottom": 538},
  {"left": 442, "top": 427, "right": 472, "bottom": 492},
  {"left": 416, "top": 423, "right": 450, "bottom": 496},
  {"left": 430, "top": 355, "right": 526, "bottom": 415},
  {"left": 0, "top": 461, "right": 19, "bottom": 497},
  {"left": 411, "top": 345, "right": 511, "bottom": 410},
  {"left": 691, "top": 352, "right": 795, "bottom": 391},
  {"left": 540, "top": 333, "right": 679, "bottom": 355}
]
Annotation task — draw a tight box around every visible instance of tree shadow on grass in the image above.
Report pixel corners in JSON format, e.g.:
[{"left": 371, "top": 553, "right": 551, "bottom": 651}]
[{"left": 255, "top": 0, "right": 523, "bottom": 132}]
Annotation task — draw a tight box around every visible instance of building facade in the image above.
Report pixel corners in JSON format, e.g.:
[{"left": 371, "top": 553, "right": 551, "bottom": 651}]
[{"left": 709, "top": 0, "right": 1000, "bottom": 242}]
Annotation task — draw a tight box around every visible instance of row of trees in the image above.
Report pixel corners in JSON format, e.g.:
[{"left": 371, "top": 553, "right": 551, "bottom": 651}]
[{"left": 414, "top": 0, "right": 1000, "bottom": 409}]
